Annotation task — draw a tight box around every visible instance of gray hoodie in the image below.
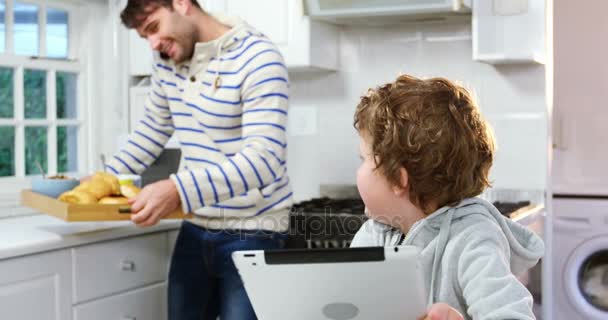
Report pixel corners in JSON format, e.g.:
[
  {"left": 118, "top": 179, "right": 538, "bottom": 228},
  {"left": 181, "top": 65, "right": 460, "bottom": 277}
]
[{"left": 350, "top": 197, "right": 544, "bottom": 320}]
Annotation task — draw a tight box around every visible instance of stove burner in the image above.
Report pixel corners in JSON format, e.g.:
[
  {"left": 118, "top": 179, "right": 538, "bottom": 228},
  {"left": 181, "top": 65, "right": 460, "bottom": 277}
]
[
  {"left": 291, "top": 197, "right": 365, "bottom": 215},
  {"left": 286, "top": 198, "right": 533, "bottom": 249}
]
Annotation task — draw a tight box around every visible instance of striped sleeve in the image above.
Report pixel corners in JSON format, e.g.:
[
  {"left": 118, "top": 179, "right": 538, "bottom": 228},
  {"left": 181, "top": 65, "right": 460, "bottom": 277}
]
[
  {"left": 106, "top": 70, "right": 175, "bottom": 175},
  {"left": 170, "top": 49, "right": 288, "bottom": 213}
]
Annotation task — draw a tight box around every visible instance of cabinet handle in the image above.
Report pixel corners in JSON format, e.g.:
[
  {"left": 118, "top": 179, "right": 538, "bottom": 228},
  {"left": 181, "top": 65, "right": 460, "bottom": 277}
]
[
  {"left": 553, "top": 113, "right": 565, "bottom": 150},
  {"left": 121, "top": 260, "right": 136, "bottom": 271}
]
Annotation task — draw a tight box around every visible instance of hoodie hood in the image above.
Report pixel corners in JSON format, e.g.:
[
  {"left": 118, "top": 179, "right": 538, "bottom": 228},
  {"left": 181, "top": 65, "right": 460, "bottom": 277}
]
[{"left": 413, "top": 197, "right": 544, "bottom": 275}]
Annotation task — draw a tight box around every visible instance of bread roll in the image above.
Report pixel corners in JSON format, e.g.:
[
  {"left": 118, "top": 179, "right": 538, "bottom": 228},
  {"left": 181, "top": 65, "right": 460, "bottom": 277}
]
[
  {"left": 120, "top": 184, "right": 141, "bottom": 199},
  {"left": 58, "top": 190, "right": 97, "bottom": 204},
  {"left": 74, "top": 177, "right": 112, "bottom": 199},
  {"left": 93, "top": 172, "right": 121, "bottom": 195},
  {"left": 99, "top": 196, "right": 130, "bottom": 205}
]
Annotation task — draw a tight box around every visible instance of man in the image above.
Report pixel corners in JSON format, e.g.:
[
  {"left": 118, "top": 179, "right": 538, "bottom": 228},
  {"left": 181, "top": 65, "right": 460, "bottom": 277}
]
[{"left": 106, "top": 0, "right": 292, "bottom": 319}]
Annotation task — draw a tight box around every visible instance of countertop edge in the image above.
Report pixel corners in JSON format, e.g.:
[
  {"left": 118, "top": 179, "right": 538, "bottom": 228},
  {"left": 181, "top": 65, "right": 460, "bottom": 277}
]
[{"left": 0, "top": 215, "right": 182, "bottom": 261}]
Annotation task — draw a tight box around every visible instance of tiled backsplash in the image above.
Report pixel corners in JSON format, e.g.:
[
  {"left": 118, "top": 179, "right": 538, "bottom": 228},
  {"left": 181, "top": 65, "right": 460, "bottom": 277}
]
[{"left": 287, "top": 21, "right": 548, "bottom": 202}]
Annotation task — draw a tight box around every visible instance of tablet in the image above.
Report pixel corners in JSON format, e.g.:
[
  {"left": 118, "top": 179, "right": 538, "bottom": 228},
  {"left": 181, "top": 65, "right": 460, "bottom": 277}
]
[{"left": 232, "top": 246, "right": 428, "bottom": 320}]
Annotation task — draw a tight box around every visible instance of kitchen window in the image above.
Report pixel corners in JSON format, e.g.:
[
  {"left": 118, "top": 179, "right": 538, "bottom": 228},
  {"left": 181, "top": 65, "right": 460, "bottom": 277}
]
[
  {"left": 0, "top": 0, "right": 98, "bottom": 216},
  {"left": 0, "top": 0, "right": 84, "bottom": 180}
]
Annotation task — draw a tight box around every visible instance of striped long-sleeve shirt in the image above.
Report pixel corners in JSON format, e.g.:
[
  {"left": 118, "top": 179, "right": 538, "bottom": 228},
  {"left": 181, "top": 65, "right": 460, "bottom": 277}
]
[{"left": 106, "top": 14, "right": 293, "bottom": 232}]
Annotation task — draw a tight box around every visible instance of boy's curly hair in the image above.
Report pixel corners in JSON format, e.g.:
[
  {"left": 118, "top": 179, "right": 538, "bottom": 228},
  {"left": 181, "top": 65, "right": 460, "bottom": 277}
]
[
  {"left": 354, "top": 74, "right": 495, "bottom": 213},
  {"left": 120, "top": 0, "right": 202, "bottom": 29}
]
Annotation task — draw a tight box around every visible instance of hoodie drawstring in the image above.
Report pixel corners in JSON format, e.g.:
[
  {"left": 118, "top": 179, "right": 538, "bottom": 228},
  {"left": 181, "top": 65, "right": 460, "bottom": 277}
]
[{"left": 427, "top": 207, "right": 456, "bottom": 306}]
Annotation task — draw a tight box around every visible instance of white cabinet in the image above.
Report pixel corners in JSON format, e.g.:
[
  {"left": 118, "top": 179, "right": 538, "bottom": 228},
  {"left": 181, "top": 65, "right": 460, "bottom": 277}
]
[
  {"left": 129, "top": 85, "right": 150, "bottom": 132},
  {"left": 128, "top": 30, "right": 155, "bottom": 76},
  {"left": 72, "top": 233, "right": 168, "bottom": 303},
  {"left": 552, "top": 0, "right": 608, "bottom": 195},
  {"left": 73, "top": 283, "right": 167, "bottom": 320},
  {"left": 0, "top": 250, "right": 72, "bottom": 320},
  {"left": 204, "top": 0, "right": 339, "bottom": 71},
  {"left": 125, "top": 0, "right": 338, "bottom": 73},
  {"left": 472, "top": 0, "right": 546, "bottom": 64},
  {"left": 168, "top": 229, "right": 179, "bottom": 259},
  {"left": 0, "top": 230, "right": 176, "bottom": 320},
  {"left": 129, "top": 86, "right": 180, "bottom": 148}
]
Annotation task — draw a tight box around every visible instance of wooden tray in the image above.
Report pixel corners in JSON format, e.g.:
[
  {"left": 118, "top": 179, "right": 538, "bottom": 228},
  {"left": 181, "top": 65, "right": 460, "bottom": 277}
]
[{"left": 21, "top": 190, "right": 191, "bottom": 222}]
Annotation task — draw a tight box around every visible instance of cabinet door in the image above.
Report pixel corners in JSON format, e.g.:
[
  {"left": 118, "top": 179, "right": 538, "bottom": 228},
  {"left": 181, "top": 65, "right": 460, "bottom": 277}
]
[
  {"left": 206, "top": 0, "right": 289, "bottom": 49},
  {"left": 0, "top": 250, "right": 72, "bottom": 320},
  {"left": 552, "top": 0, "right": 608, "bottom": 195},
  {"left": 129, "top": 30, "right": 155, "bottom": 76},
  {"left": 129, "top": 86, "right": 149, "bottom": 132},
  {"left": 129, "top": 86, "right": 179, "bottom": 148},
  {"left": 72, "top": 233, "right": 168, "bottom": 304},
  {"left": 73, "top": 283, "right": 167, "bottom": 320},
  {"left": 205, "top": 0, "right": 338, "bottom": 70}
]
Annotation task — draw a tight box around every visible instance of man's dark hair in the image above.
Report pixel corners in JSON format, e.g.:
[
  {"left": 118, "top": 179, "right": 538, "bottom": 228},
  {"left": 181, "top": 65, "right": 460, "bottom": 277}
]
[{"left": 120, "top": 0, "right": 201, "bottom": 29}]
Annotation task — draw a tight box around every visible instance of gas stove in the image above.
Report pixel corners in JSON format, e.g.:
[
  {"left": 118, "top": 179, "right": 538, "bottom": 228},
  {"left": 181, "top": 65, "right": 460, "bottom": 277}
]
[{"left": 287, "top": 197, "right": 538, "bottom": 249}]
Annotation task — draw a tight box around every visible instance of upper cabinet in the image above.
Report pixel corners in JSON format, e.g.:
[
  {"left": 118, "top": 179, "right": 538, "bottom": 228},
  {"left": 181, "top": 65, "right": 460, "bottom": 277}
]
[
  {"left": 472, "top": 0, "right": 546, "bottom": 65},
  {"left": 126, "top": 0, "right": 339, "bottom": 75},
  {"left": 205, "top": 0, "right": 339, "bottom": 71}
]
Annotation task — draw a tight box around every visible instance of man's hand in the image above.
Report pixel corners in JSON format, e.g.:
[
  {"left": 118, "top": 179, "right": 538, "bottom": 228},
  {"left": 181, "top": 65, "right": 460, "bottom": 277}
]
[
  {"left": 129, "top": 179, "right": 181, "bottom": 227},
  {"left": 418, "top": 303, "right": 464, "bottom": 320}
]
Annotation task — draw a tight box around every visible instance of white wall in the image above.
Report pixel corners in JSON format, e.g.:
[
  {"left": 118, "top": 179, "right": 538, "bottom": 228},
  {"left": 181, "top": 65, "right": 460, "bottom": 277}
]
[{"left": 287, "top": 21, "right": 548, "bottom": 201}]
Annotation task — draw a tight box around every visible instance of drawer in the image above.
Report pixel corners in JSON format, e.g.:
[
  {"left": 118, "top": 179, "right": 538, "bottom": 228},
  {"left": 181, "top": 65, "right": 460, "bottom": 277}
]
[
  {"left": 73, "top": 283, "right": 166, "bottom": 320},
  {"left": 167, "top": 229, "right": 179, "bottom": 259},
  {"left": 73, "top": 233, "right": 168, "bottom": 303}
]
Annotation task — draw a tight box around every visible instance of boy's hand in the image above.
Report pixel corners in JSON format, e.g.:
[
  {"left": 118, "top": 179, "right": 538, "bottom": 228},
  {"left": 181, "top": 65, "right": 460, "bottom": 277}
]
[{"left": 417, "top": 303, "right": 464, "bottom": 320}]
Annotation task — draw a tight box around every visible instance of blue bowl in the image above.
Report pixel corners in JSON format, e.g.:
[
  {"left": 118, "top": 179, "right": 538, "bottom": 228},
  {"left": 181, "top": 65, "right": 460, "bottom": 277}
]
[{"left": 31, "top": 176, "right": 80, "bottom": 198}]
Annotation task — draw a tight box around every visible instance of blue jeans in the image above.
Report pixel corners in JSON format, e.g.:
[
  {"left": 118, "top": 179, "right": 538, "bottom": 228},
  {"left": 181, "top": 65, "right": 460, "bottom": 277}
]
[{"left": 168, "top": 221, "right": 287, "bottom": 320}]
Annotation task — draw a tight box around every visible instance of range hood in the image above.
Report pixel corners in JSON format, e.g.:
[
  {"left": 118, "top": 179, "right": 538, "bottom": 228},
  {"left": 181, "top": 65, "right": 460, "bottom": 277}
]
[{"left": 305, "top": 0, "right": 471, "bottom": 25}]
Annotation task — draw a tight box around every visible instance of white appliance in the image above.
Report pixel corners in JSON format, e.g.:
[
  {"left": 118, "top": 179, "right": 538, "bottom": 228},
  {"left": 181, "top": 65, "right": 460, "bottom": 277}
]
[
  {"left": 552, "top": 197, "right": 608, "bottom": 320},
  {"left": 305, "top": 0, "right": 470, "bottom": 24},
  {"left": 549, "top": 1, "right": 608, "bottom": 319}
]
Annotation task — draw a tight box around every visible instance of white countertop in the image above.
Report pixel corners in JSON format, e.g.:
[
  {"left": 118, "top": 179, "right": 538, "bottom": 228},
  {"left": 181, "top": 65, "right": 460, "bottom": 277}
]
[{"left": 0, "top": 214, "right": 182, "bottom": 260}]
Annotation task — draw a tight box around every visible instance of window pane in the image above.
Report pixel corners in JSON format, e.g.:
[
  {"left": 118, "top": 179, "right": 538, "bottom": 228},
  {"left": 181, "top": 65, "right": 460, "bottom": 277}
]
[
  {"left": 25, "top": 126, "right": 47, "bottom": 175},
  {"left": 0, "top": 67, "right": 13, "bottom": 118},
  {"left": 14, "top": 2, "right": 39, "bottom": 56},
  {"left": 57, "top": 126, "right": 77, "bottom": 173},
  {"left": 0, "top": 0, "right": 5, "bottom": 54},
  {"left": 56, "top": 72, "right": 77, "bottom": 119},
  {"left": 24, "top": 69, "right": 46, "bottom": 119},
  {"left": 0, "top": 126, "right": 15, "bottom": 177},
  {"left": 46, "top": 8, "right": 68, "bottom": 58}
]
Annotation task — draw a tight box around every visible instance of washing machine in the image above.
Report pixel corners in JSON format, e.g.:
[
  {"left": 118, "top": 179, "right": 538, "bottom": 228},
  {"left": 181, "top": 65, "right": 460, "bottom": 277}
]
[{"left": 553, "top": 197, "right": 608, "bottom": 320}]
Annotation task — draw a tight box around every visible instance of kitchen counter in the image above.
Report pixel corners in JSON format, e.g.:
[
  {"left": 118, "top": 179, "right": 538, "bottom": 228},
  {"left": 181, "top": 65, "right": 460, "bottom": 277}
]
[
  {"left": 0, "top": 214, "right": 182, "bottom": 260},
  {"left": 0, "top": 204, "right": 545, "bottom": 260}
]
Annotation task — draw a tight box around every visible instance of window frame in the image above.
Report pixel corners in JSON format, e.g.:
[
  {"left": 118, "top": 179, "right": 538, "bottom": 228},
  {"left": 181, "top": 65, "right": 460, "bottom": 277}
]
[{"left": 0, "top": 0, "right": 90, "bottom": 206}]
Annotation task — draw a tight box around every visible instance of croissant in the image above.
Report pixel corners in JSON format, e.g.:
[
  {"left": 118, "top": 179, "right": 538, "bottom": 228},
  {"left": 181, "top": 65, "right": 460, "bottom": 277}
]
[
  {"left": 93, "top": 172, "right": 121, "bottom": 195},
  {"left": 58, "top": 190, "right": 97, "bottom": 204}
]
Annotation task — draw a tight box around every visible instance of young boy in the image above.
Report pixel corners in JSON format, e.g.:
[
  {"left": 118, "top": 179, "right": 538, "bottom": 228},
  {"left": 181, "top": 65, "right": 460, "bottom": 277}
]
[{"left": 350, "top": 74, "right": 544, "bottom": 320}]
